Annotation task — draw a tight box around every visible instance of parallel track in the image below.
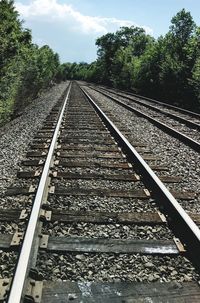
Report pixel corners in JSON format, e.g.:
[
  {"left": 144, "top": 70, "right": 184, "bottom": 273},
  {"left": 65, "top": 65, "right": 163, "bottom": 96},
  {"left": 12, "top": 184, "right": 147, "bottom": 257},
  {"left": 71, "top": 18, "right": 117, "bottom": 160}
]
[
  {"left": 88, "top": 85, "right": 200, "bottom": 152},
  {"left": 100, "top": 85, "right": 200, "bottom": 120},
  {"left": 1, "top": 82, "right": 200, "bottom": 302}
]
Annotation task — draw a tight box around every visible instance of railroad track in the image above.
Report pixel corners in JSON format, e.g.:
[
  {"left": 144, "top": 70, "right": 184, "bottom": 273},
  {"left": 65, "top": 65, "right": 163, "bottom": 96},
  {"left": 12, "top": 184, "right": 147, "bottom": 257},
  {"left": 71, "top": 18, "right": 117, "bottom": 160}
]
[
  {"left": 1, "top": 81, "right": 200, "bottom": 302},
  {"left": 87, "top": 84, "right": 200, "bottom": 152}
]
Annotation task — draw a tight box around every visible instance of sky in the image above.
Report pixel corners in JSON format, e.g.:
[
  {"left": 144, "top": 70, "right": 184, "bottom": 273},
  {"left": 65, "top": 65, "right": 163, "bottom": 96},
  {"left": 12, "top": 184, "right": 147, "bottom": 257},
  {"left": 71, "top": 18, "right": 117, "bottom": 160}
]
[{"left": 15, "top": 0, "right": 200, "bottom": 63}]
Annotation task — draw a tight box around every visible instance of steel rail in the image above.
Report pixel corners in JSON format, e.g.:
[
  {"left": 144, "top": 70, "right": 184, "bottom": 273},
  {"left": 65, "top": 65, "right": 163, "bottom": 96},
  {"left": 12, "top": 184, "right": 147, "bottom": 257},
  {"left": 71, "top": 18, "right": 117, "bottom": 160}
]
[
  {"left": 95, "top": 87, "right": 200, "bottom": 131},
  {"left": 99, "top": 85, "right": 200, "bottom": 119},
  {"left": 81, "top": 86, "right": 200, "bottom": 265},
  {"left": 88, "top": 86, "right": 200, "bottom": 153},
  {"left": 8, "top": 83, "right": 72, "bottom": 303},
  {"left": 129, "top": 92, "right": 200, "bottom": 119}
]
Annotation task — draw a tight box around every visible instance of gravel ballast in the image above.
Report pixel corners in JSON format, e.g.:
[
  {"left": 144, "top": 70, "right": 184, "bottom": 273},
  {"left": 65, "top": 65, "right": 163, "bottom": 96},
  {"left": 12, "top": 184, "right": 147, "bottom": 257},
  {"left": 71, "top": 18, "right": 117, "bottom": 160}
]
[
  {"left": 84, "top": 85, "right": 200, "bottom": 213},
  {"left": 1, "top": 82, "right": 199, "bottom": 285},
  {"left": 48, "top": 195, "right": 158, "bottom": 212},
  {"left": 43, "top": 222, "right": 173, "bottom": 240},
  {"left": 0, "top": 251, "right": 18, "bottom": 279},
  {"left": 37, "top": 252, "right": 199, "bottom": 283},
  {"left": 98, "top": 88, "right": 200, "bottom": 142},
  {"left": 0, "top": 82, "right": 68, "bottom": 195}
]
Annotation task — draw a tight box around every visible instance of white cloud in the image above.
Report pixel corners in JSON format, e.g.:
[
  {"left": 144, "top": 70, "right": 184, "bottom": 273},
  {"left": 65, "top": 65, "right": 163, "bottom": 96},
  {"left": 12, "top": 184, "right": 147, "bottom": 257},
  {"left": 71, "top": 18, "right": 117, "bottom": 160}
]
[{"left": 15, "top": 0, "right": 153, "bottom": 35}]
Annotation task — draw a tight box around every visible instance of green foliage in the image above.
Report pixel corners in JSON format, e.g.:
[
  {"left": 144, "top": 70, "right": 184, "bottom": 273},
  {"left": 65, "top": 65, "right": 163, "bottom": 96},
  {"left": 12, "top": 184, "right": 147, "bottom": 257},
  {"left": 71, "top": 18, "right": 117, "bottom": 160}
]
[
  {"left": 14, "top": 45, "right": 60, "bottom": 112},
  {"left": 0, "top": 0, "right": 60, "bottom": 124},
  {"left": 2, "top": 4, "right": 199, "bottom": 118},
  {"left": 95, "top": 26, "right": 153, "bottom": 86},
  {"left": 60, "top": 9, "right": 200, "bottom": 112},
  {"left": 191, "top": 57, "right": 200, "bottom": 100},
  {"left": 170, "top": 9, "right": 195, "bottom": 47}
]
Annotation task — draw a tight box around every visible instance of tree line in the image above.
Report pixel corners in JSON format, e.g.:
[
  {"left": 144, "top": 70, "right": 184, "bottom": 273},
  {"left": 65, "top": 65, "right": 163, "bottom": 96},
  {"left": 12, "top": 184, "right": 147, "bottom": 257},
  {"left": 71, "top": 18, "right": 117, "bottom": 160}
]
[
  {"left": 59, "top": 9, "right": 200, "bottom": 112},
  {"left": 0, "top": 0, "right": 60, "bottom": 124},
  {"left": 1, "top": 4, "right": 200, "bottom": 125}
]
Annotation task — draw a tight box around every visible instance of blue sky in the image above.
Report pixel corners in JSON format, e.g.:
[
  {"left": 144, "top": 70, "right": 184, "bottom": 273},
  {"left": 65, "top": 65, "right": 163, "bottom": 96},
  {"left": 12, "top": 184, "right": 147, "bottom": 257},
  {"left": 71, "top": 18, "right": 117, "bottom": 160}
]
[{"left": 15, "top": 0, "right": 200, "bottom": 63}]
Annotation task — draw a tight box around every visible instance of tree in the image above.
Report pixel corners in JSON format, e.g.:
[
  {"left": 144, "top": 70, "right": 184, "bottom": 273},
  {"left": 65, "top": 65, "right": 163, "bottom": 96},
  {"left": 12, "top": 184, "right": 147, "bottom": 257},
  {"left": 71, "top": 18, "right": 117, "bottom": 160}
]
[
  {"left": 111, "top": 32, "right": 154, "bottom": 89},
  {"left": 170, "top": 9, "right": 195, "bottom": 48},
  {"left": 157, "top": 10, "right": 198, "bottom": 107},
  {"left": 95, "top": 26, "right": 154, "bottom": 87},
  {"left": 0, "top": 0, "right": 60, "bottom": 123},
  {"left": 14, "top": 45, "right": 60, "bottom": 113}
]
